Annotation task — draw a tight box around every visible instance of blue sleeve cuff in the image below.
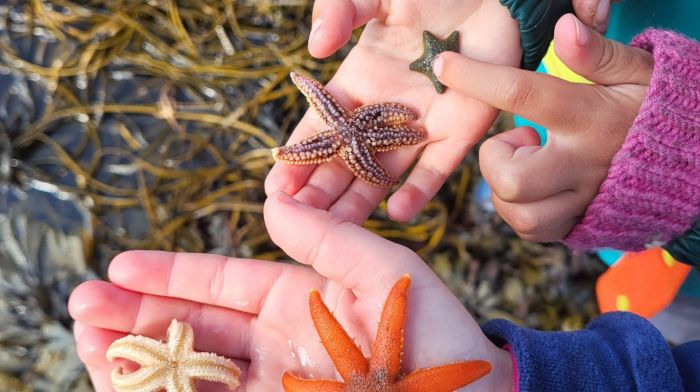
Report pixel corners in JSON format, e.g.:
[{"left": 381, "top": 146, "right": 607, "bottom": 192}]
[
  {"left": 482, "top": 312, "right": 685, "bottom": 391},
  {"left": 673, "top": 340, "right": 700, "bottom": 391}
]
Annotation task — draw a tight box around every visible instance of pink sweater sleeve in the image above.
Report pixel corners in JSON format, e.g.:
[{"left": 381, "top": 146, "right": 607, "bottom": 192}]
[{"left": 564, "top": 30, "right": 700, "bottom": 251}]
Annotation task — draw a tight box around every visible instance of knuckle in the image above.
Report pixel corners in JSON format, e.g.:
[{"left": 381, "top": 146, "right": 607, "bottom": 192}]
[
  {"left": 478, "top": 140, "right": 496, "bottom": 167},
  {"left": 521, "top": 223, "right": 572, "bottom": 243},
  {"left": 306, "top": 213, "right": 353, "bottom": 267},
  {"left": 517, "top": 232, "right": 543, "bottom": 242},
  {"left": 494, "top": 171, "right": 527, "bottom": 203},
  {"left": 587, "top": 95, "right": 635, "bottom": 145},
  {"left": 519, "top": 232, "right": 552, "bottom": 243},
  {"left": 507, "top": 209, "right": 542, "bottom": 236},
  {"left": 417, "top": 161, "right": 451, "bottom": 184},
  {"left": 208, "top": 258, "right": 228, "bottom": 305},
  {"left": 478, "top": 137, "right": 500, "bottom": 159},
  {"left": 630, "top": 49, "right": 654, "bottom": 83},
  {"left": 595, "top": 40, "right": 618, "bottom": 75},
  {"left": 498, "top": 75, "right": 533, "bottom": 112}
]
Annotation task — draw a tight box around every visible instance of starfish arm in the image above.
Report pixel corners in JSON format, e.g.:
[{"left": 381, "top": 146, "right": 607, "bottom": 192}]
[
  {"left": 272, "top": 130, "right": 342, "bottom": 165},
  {"left": 340, "top": 143, "right": 398, "bottom": 188},
  {"left": 430, "top": 76, "right": 446, "bottom": 94},
  {"left": 445, "top": 31, "right": 460, "bottom": 50},
  {"left": 408, "top": 56, "right": 429, "bottom": 73},
  {"left": 363, "top": 125, "right": 424, "bottom": 153},
  {"left": 369, "top": 275, "right": 410, "bottom": 381},
  {"left": 168, "top": 369, "right": 196, "bottom": 392},
  {"left": 352, "top": 103, "right": 418, "bottom": 127},
  {"left": 290, "top": 72, "right": 347, "bottom": 126},
  {"left": 182, "top": 352, "right": 242, "bottom": 389},
  {"left": 281, "top": 372, "right": 346, "bottom": 392},
  {"left": 408, "top": 58, "right": 423, "bottom": 72},
  {"left": 392, "top": 360, "right": 492, "bottom": 392},
  {"left": 106, "top": 320, "right": 241, "bottom": 392},
  {"left": 167, "top": 319, "right": 195, "bottom": 360},
  {"left": 423, "top": 30, "right": 440, "bottom": 49},
  {"left": 309, "top": 289, "right": 370, "bottom": 381},
  {"left": 409, "top": 31, "right": 438, "bottom": 72},
  {"left": 110, "top": 366, "right": 168, "bottom": 392},
  {"left": 106, "top": 335, "right": 169, "bottom": 365}
]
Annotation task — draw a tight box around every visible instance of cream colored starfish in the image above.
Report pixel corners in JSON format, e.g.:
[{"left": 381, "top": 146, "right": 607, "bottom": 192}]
[{"left": 106, "top": 319, "right": 241, "bottom": 392}]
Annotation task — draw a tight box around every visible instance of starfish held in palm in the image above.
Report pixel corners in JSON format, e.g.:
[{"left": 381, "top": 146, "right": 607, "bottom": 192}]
[
  {"left": 409, "top": 31, "right": 460, "bottom": 94},
  {"left": 282, "top": 275, "right": 492, "bottom": 391},
  {"left": 106, "top": 319, "right": 241, "bottom": 392},
  {"left": 272, "top": 72, "right": 424, "bottom": 188}
]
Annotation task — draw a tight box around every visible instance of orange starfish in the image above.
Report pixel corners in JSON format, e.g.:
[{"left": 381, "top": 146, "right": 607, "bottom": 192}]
[{"left": 282, "top": 275, "right": 491, "bottom": 391}]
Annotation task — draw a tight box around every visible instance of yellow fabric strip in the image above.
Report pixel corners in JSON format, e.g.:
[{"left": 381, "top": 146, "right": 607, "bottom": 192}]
[{"left": 541, "top": 42, "right": 593, "bottom": 84}]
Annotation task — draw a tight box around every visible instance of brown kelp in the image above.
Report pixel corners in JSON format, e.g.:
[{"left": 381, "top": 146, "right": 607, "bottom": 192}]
[{"left": 0, "top": 1, "right": 600, "bottom": 390}]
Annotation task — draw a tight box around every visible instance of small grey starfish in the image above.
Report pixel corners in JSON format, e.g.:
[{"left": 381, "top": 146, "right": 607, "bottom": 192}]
[
  {"left": 409, "top": 31, "right": 460, "bottom": 94},
  {"left": 272, "top": 72, "right": 424, "bottom": 188}
]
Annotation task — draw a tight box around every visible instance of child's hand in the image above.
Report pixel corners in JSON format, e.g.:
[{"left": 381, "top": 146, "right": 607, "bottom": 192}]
[
  {"left": 265, "top": 1, "right": 619, "bottom": 225},
  {"left": 69, "top": 192, "right": 513, "bottom": 391},
  {"left": 265, "top": 0, "right": 522, "bottom": 224},
  {"left": 433, "top": 14, "right": 652, "bottom": 242}
]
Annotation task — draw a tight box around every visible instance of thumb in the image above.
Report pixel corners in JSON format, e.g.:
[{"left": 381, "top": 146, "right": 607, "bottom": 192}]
[
  {"left": 263, "top": 191, "right": 425, "bottom": 291},
  {"left": 553, "top": 14, "right": 653, "bottom": 86},
  {"left": 479, "top": 127, "right": 576, "bottom": 203},
  {"left": 308, "top": 0, "right": 379, "bottom": 58}
]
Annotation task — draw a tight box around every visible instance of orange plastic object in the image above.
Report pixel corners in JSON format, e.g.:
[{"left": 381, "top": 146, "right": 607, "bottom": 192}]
[{"left": 596, "top": 248, "right": 692, "bottom": 318}]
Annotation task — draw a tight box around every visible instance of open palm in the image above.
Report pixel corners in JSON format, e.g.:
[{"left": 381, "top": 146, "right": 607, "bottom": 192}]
[
  {"left": 265, "top": 0, "right": 521, "bottom": 223},
  {"left": 69, "top": 192, "right": 510, "bottom": 391}
]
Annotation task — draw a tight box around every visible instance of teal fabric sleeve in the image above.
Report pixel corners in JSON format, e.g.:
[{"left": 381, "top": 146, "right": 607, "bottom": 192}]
[
  {"left": 664, "top": 221, "right": 700, "bottom": 268},
  {"left": 499, "top": 0, "right": 574, "bottom": 70}
]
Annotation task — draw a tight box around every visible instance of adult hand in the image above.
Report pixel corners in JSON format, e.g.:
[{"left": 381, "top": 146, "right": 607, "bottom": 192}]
[
  {"left": 433, "top": 14, "right": 652, "bottom": 242},
  {"left": 69, "top": 192, "right": 513, "bottom": 391},
  {"left": 265, "top": 0, "right": 521, "bottom": 224}
]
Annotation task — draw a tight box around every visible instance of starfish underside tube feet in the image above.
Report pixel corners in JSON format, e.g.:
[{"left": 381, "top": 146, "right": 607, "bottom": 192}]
[
  {"left": 272, "top": 72, "right": 424, "bottom": 188},
  {"left": 281, "top": 275, "right": 492, "bottom": 391},
  {"left": 106, "top": 319, "right": 241, "bottom": 392}
]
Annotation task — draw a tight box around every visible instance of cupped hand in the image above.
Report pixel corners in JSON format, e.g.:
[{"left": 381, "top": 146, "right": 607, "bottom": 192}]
[
  {"left": 433, "top": 14, "right": 652, "bottom": 242},
  {"left": 265, "top": 0, "right": 522, "bottom": 224},
  {"left": 69, "top": 191, "right": 512, "bottom": 391}
]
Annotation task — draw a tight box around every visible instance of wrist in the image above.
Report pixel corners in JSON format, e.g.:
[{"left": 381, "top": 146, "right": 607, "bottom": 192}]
[
  {"left": 564, "top": 30, "right": 700, "bottom": 251},
  {"left": 480, "top": 345, "right": 515, "bottom": 392}
]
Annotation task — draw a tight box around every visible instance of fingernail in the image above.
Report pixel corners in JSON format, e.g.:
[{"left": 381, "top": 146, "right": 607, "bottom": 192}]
[
  {"left": 275, "top": 191, "right": 298, "bottom": 205},
  {"left": 574, "top": 16, "right": 591, "bottom": 46},
  {"left": 432, "top": 54, "right": 444, "bottom": 78},
  {"left": 593, "top": 0, "right": 610, "bottom": 28},
  {"left": 309, "top": 19, "right": 322, "bottom": 48}
]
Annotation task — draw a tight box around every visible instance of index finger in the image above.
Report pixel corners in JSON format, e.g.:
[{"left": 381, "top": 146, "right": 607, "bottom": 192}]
[
  {"left": 106, "top": 251, "right": 311, "bottom": 315},
  {"left": 433, "top": 51, "right": 595, "bottom": 131},
  {"left": 264, "top": 110, "right": 323, "bottom": 197},
  {"left": 309, "top": 0, "right": 381, "bottom": 58}
]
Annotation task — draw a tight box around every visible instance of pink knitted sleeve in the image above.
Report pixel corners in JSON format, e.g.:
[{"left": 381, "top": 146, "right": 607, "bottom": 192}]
[{"left": 564, "top": 30, "right": 700, "bottom": 251}]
